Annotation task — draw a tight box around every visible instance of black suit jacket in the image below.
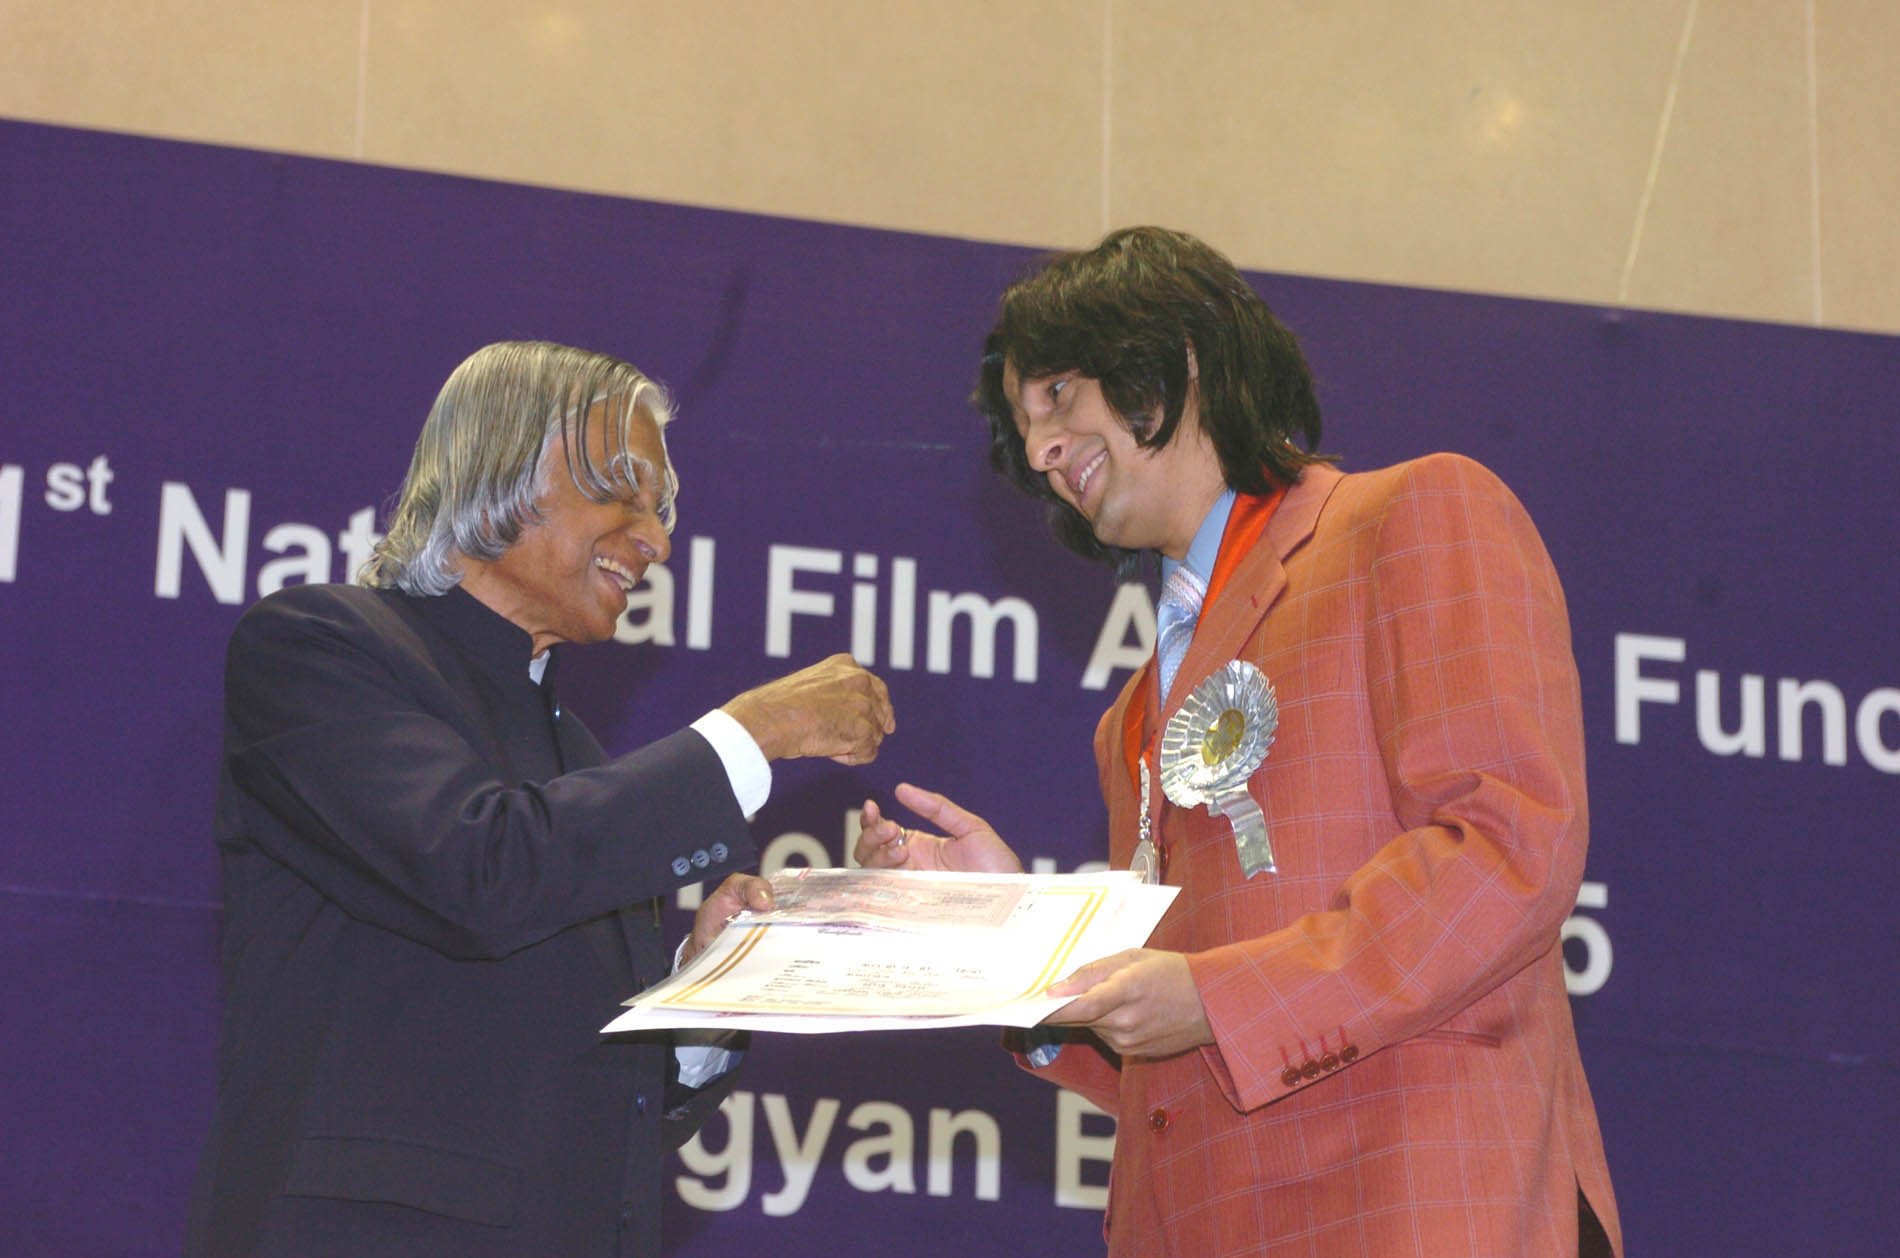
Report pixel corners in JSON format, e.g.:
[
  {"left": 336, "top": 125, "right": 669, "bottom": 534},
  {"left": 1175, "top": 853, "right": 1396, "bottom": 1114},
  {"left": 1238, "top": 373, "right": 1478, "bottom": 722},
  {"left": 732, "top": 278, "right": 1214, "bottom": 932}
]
[{"left": 185, "top": 583, "right": 757, "bottom": 1258}]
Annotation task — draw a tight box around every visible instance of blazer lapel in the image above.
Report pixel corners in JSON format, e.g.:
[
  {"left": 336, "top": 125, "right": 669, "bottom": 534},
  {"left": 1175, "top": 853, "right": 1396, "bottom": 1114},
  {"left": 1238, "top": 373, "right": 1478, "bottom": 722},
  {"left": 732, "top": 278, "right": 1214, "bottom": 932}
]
[{"left": 1162, "top": 465, "right": 1343, "bottom": 717}]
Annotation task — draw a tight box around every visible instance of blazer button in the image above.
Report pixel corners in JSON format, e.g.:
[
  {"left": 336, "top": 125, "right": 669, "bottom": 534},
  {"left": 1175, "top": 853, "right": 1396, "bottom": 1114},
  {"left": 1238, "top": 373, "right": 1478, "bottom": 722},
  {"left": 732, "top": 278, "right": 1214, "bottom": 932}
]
[
  {"left": 1319, "top": 1052, "right": 1339, "bottom": 1072},
  {"left": 1280, "top": 1067, "right": 1302, "bottom": 1088},
  {"left": 1341, "top": 1044, "right": 1360, "bottom": 1064},
  {"left": 671, "top": 857, "right": 691, "bottom": 877},
  {"left": 1147, "top": 1108, "right": 1170, "bottom": 1133},
  {"left": 1300, "top": 1059, "right": 1322, "bottom": 1080}
]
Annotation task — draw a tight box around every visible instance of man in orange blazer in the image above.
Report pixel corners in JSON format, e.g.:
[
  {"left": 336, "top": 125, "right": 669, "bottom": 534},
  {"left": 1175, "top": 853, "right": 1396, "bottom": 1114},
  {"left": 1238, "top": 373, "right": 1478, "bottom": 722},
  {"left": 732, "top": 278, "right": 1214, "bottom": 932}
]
[{"left": 857, "top": 227, "right": 1621, "bottom": 1256}]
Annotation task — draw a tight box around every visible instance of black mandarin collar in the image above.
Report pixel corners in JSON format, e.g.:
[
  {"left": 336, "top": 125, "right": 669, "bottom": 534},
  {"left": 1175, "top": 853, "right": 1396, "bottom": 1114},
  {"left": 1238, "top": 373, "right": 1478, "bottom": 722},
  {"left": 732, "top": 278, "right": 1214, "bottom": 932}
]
[{"left": 405, "top": 584, "right": 561, "bottom": 690}]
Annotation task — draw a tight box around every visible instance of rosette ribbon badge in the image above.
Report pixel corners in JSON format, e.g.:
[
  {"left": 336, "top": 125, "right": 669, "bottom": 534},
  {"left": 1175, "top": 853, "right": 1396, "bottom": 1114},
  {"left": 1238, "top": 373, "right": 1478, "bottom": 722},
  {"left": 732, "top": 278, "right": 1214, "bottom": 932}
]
[{"left": 1158, "top": 660, "right": 1279, "bottom": 877}]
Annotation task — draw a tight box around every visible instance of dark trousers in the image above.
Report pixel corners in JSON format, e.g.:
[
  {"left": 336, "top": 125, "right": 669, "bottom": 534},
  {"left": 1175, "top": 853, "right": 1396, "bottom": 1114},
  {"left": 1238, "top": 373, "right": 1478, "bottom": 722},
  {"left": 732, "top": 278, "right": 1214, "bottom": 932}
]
[{"left": 1579, "top": 1187, "right": 1615, "bottom": 1258}]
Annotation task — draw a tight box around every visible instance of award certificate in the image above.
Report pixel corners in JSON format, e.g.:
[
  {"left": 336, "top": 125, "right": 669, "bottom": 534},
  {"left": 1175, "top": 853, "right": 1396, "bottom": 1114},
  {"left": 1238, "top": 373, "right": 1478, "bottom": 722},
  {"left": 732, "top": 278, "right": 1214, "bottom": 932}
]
[{"left": 601, "top": 867, "right": 1178, "bottom": 1035}]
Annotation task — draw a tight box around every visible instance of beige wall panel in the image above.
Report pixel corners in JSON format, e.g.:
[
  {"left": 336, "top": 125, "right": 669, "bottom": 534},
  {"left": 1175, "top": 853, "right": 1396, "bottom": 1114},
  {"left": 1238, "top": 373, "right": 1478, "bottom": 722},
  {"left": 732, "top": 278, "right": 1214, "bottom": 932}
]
[
  {"left": 1, "top": 2, "right": 1894, "bottom": 335},
  {"left": 1105, "top": 0, "right": 1693, "bottom": 307},
  {"left": 1815, "top": 0, "right": 1900, "bottom": 333},
  {"left": 0, "top": 0, "right": 362, "bottom": 157},
  {"left": 1618, "top": 0, "right": 1815, "bottom": 325},
  {"left": 360, "top": 0, "right": 1104, "bottom": 249}
]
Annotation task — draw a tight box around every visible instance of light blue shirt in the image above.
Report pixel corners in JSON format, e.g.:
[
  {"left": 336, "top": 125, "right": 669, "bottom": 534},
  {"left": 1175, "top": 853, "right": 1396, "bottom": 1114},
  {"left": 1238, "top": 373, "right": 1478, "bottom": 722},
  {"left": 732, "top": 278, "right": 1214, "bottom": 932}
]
[
  {"left": 1026, "top": 488, "right": 1240, "bottom": 1072},
  {"left": 1162, "top": 487, "right": 1238, "bottom": 597}
]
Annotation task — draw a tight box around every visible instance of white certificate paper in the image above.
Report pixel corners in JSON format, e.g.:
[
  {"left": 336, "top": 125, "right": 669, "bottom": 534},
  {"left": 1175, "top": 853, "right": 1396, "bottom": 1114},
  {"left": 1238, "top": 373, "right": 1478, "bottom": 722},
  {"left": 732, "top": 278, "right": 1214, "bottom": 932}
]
[{"left": 602, "top": 867, "right": 1179, "bottom": 1035}]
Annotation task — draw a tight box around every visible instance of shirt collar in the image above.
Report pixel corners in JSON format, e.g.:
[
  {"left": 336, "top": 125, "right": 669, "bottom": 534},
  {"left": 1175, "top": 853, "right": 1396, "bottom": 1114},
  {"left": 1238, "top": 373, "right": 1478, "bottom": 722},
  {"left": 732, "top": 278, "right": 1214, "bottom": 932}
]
[{"left": 1161, "top": 487, "right": 1236, "bottom": 589}]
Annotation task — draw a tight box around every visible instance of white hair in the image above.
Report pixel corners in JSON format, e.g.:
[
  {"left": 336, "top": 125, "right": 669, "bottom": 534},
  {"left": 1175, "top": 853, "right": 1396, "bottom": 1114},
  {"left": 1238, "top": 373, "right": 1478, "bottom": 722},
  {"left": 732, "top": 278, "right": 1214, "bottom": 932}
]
[{"left": 360, "top": 341, "right": 678, "bottom": 596}]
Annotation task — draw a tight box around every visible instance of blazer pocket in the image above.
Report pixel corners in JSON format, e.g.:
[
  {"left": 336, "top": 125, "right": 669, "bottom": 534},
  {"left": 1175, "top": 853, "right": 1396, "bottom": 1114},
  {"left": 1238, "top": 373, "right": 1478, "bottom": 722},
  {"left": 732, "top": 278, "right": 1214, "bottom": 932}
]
[
  {"left": 1406, "top": 1027, "right": 1502, "bottom": 1050},
  {"left": 283, "top": 1134, "right": 522, "bottom": 1227}
]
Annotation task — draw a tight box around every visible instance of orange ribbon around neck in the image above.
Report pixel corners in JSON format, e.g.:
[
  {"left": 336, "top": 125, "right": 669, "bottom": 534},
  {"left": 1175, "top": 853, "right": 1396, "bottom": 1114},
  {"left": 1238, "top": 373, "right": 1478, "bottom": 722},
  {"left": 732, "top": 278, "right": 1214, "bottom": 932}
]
[{"left": 1120, "top": 482, "right": 1288, "bottom": 833}]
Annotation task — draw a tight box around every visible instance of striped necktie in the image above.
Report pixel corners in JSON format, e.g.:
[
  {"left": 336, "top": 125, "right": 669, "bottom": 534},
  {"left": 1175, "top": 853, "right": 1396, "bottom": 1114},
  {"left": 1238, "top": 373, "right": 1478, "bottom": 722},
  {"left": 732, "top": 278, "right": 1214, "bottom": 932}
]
[{"left": 1155, "top": 563, "right": 1208, "bottom": 700}]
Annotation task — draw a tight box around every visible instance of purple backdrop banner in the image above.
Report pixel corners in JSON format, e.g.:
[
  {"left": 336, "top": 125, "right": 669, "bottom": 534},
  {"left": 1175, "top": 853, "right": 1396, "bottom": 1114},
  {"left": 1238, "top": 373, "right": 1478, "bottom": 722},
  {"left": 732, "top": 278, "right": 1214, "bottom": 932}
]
[{"left": 2, "top": 118, "right": 1895, "bottom": 1256}]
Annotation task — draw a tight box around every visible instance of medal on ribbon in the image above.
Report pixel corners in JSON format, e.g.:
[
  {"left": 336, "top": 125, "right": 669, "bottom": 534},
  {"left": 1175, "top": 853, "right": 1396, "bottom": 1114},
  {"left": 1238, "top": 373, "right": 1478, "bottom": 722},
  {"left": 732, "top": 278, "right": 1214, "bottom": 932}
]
[
  {"left": 1158, "top": 660, "right": 1279, "bottom": 877},
  {"left": 1131, "top": 757, "right": 1160, "bottom": 884}
]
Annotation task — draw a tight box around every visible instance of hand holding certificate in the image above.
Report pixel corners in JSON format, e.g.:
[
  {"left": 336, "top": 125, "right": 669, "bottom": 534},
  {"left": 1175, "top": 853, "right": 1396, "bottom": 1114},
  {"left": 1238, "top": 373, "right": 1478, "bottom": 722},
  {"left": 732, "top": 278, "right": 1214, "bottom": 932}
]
[{"left": 602, "top": 867, "right": 1178, "bottom": 1035}]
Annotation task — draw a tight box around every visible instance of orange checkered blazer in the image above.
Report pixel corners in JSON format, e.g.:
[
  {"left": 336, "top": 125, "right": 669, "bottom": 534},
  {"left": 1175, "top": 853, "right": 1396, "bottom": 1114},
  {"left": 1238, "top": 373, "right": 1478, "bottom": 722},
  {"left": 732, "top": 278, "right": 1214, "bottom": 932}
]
[{"left": 1030, "top": 455, "right": 1621, "bottom": 1256}]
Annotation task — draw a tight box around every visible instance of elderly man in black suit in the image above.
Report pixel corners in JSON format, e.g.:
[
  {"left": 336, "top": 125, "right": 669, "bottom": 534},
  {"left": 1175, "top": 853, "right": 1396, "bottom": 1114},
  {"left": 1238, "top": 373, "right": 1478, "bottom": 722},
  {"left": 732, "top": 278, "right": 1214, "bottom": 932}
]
[{"left": 186, "top": 340, "right": 893, "bottom": 1257}]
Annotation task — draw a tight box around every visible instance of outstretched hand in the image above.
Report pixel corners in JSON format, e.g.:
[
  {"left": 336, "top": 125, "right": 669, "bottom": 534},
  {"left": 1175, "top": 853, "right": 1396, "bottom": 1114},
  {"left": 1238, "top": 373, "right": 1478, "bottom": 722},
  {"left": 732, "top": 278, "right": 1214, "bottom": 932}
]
[
  {"left": 853, "top": 782, "right": 1023, "bottom": 874},
  {"left": 721, "top": 654, "right": 895, "bottom": 765}
]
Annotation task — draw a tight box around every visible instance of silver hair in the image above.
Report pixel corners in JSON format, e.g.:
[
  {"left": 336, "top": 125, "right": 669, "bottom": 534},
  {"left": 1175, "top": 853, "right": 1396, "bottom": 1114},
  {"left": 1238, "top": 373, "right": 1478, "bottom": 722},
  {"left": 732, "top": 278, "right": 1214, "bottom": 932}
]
[{"left": 359, "top": 341, "right": 679, "bottom": 596}]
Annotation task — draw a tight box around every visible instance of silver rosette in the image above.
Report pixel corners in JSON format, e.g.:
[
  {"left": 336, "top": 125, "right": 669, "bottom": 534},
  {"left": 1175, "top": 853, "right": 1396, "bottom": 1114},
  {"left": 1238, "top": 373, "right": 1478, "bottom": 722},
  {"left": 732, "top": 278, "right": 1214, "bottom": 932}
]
[{"left": 1158, "top": 660, "right": 1279, "bottom": 876}]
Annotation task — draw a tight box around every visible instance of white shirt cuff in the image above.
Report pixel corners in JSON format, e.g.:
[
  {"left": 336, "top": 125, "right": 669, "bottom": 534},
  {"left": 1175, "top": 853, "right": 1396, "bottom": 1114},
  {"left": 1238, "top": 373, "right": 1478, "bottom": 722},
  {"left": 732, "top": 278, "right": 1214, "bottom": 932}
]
[
  {"left": 690, "top": 708, "right": 771, "bottom": 819},
  {"left": 672, "top": 934, "right": 742, "bottom": 1086},
  {"left": 675, "top": 1038, "right": 740, "bottom": 1089}
]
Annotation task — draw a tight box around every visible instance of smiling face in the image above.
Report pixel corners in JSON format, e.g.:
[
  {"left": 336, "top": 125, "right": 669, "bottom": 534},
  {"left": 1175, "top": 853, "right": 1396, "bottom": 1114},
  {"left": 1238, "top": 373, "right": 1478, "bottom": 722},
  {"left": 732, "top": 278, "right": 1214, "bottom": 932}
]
[
  {"left": 1005, "top": 360, "right": 1226, "bottom": 561},
  {"left": 459, "top": 402, "right": 674, "bottom": 655}
]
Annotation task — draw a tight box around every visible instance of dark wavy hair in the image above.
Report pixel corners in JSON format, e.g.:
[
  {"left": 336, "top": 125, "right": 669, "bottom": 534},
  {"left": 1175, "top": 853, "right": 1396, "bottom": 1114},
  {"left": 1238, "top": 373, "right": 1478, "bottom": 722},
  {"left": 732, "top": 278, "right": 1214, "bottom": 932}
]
[{"left": 973, "top": 226, "right": 1330, "bottom": 566}]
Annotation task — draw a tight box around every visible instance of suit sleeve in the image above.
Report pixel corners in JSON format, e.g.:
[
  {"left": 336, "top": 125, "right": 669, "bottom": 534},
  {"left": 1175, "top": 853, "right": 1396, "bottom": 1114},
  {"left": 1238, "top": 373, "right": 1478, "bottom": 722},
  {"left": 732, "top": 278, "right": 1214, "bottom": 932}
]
[
  {"left": 1187, "top": 454, "right": 1588, "bottom": 1111},
  {"left": 1004, "top": 1028, "right": 1124, "bottom": 1113},
  {"left": 221, "top": 591, "right": 757, "bottom": 961}
]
